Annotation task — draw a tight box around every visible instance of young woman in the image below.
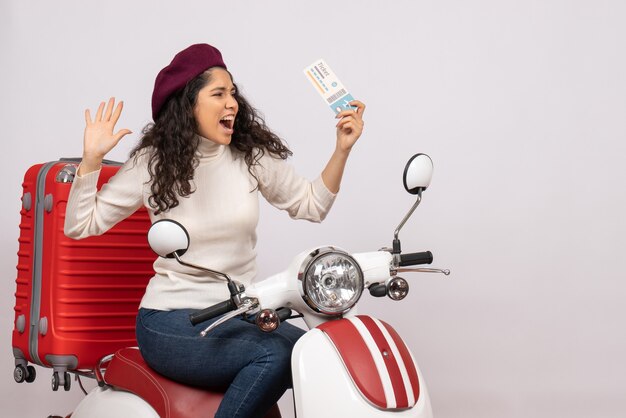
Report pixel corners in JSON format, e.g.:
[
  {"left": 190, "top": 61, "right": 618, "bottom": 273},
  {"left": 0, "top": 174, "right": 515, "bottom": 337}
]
[{"left": 64, "top": 43, "right": 365, "bottom": 418}]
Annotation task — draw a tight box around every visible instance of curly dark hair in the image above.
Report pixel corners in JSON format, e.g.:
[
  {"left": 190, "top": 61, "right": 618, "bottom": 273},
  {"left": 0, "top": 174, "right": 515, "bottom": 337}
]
[{"left": 130, "top": 69, "right": 292, "bottom": 215}]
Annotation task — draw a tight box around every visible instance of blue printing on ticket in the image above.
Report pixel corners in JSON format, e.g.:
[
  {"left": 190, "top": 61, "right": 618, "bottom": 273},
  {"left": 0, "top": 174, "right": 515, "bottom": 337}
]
[{"left": 329, "top": 93, "right": 356, "bottom": 114}]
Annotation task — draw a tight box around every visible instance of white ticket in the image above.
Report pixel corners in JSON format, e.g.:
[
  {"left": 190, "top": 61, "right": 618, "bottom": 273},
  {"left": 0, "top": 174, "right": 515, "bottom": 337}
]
[{"left": 303, "top": 59, "right": 356, "bottom": 115}]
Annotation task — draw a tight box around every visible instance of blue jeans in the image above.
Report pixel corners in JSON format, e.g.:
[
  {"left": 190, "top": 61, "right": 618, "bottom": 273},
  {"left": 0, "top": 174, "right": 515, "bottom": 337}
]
[{"left": 135, "top": 308, "right": 305, "bottom": 418}]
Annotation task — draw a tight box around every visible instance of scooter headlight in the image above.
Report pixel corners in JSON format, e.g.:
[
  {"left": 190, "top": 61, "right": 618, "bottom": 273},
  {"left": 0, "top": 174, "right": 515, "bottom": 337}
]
[{"left": 298, "top": 247, "right": 364, "bottom": 315}]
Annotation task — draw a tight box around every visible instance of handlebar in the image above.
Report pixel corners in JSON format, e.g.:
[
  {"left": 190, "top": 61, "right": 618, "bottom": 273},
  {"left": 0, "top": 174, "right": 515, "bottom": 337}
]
[
  {"left": 276, "top": 307, "right": 293, "bottom": 322},
  {"left": 189, "top": 299, "right": 236, "bottom": 325},
  {"left": 399, "top": 251, "right": 433, "bottom": 266}
]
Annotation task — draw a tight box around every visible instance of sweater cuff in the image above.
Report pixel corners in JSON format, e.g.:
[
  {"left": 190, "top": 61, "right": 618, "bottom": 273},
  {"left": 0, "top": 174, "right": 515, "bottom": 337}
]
[
  {"left": 73, "top": 164, "right": 101, "bottom": 189},
  {"left": 312, "top": 175, "right": 337, "bottom": 208}
]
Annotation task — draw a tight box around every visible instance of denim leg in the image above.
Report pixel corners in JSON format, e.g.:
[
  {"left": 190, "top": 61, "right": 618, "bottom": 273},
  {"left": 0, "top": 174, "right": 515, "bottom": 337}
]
[{"left": 136, "top": 308, "right": 305, "bottom": 418}]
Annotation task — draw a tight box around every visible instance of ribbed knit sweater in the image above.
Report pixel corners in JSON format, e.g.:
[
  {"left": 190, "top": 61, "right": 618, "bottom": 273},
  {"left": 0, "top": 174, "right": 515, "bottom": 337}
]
[{"left": 64, "top": 138, "right": 336, "bottom": 310}]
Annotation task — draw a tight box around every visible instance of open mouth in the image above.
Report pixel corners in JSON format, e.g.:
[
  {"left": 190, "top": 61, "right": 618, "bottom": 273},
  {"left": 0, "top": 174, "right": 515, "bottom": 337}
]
[{"left": 220, "top": 115, "right": 235, "bottom": 131}]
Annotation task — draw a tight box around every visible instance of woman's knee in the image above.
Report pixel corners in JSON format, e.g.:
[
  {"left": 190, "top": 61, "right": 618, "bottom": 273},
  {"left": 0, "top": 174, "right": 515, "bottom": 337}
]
[{"left": 253, "top": 333, "right": 299, "bottom": 384}]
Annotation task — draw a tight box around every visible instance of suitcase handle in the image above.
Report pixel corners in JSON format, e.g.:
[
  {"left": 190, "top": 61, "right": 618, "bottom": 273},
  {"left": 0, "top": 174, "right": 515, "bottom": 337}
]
[{"left": 59, "top": 158, "right": 122, "bottom": 166}]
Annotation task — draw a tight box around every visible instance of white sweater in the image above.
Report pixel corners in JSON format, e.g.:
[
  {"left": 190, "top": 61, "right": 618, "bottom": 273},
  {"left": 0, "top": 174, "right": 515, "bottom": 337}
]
[{"left": 64, "top": 138, "right": 336, "bottom": 310}]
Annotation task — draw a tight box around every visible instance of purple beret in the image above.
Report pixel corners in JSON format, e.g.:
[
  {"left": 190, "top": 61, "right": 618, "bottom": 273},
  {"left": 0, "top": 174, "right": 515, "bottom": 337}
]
[{"left": 151, "top": 43, "right": 227, "bottom": 120}]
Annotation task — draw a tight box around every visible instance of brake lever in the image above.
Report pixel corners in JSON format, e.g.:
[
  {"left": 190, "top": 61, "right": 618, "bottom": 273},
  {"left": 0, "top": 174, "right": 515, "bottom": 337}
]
[
  {"left": 395, "top": 267, "right": 451, "bottom": 276},
  {"left": 199, "top": 298, "right": 259, "bottom": 337}
]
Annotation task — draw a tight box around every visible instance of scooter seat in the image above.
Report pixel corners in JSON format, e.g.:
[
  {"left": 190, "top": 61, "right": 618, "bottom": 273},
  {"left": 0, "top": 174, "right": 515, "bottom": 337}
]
[{"left": 104, "top": 347, "right": 281, "bottom": 418}]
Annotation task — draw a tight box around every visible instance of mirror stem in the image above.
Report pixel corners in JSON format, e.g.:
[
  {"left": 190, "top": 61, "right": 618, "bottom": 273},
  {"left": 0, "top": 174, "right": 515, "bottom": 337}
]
[
  {"left": 392, "top": 191, "right": 422, "bottom": 266},
  {"left": 173, "top": 252, "right": 233, "bottom": 283},
  {"left": 394, "top": 190, "right": 422, "bottom": 242}
]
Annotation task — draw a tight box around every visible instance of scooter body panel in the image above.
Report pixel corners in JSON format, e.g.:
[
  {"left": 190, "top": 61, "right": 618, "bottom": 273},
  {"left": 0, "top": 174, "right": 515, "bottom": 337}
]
[
  {"left": 71, "top": 386, "right": 159, "bottom": 418},
  {"left": 292, "top": 328, "right": 433, "bottom": 418}
]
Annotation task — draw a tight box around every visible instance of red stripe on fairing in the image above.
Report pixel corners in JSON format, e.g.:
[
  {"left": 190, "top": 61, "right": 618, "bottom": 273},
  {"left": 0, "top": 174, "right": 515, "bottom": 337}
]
[
  {"left": 358, "top": 316, "right": 409, "bottom": 408},
  {"left": 318, "top": 319, "right": 387, "bottom": 408},
  {"left": 381, "top": 321, "right": 420, "bottom": 403}
]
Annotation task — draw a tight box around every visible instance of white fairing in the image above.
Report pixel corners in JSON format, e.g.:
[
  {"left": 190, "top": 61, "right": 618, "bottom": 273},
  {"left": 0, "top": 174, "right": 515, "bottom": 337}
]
[
  {"left": 292, "top": 329, "right": 433, "bottom": 418},
  {"left": 147, "top": 220, "right": 189, "bottom": 258},
  {"left": 353, "top": 251, "right": 394, "bottom": 287},
  {"left": 72, "top": 386, "right": 159, "bottom": 418},
  {"left": 405, "top": 154, "right": 433, "bottom": 191}
]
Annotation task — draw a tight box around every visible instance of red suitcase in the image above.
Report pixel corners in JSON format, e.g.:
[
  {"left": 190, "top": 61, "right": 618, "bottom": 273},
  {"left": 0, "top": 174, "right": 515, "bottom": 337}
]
[{"left": 12, "top": 159, "right": 154, "bottom": 391}]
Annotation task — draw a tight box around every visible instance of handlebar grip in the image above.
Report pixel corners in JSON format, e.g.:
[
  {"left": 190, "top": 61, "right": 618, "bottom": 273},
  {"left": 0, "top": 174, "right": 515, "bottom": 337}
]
[
  {"left": 189, "top": 299, "right": 236, "bottom": 325},
  {"left": 399, "top": 251, "right": 433, "bottom": 266},
  {"left": 276, "top": 308, "right": 293, "bottom": 323},
  {"left": 369, "top": 283, "right": 387, "bottom": 297}
]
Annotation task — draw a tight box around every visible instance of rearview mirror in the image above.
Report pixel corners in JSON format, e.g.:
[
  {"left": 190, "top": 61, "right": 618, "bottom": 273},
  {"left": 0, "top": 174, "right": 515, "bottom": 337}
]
[
  {"left": 147, "top": 219, "right": 190, "bottom": 258},
  {"left": 393, "top": 153, "right": 434, "bottom": 263},
  {"left": 403, "top": 154, "right": 433, "bottom": 195}
]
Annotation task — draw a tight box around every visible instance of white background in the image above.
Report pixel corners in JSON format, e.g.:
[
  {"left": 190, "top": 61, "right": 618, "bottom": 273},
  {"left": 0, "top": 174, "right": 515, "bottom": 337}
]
[{"left": 2, "top": 1, "right": 625, "bottom": 417}]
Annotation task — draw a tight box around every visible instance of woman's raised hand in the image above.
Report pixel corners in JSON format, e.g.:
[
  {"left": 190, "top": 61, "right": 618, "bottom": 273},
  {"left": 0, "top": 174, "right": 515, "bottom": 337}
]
[
  {"left": 80, "top": 97, "right": 132, "bottom": 174},
  {"left": 334, "top": 100, "right": 366, "bottom": 154}
]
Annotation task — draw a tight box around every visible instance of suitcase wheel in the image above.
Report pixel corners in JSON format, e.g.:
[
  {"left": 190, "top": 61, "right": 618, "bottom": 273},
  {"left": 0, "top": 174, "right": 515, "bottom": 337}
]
[
  {"left": 51, "top": 371, "right": 71, "bottom": 391},
  {"left": 25, "top": 365, "right": 36, "bottom": 383},
  {"left": 14, "top": 365, "right": 36, "bottom": 383},
  {"left": 14, "top": 365, "right": 26, "bottom": 383},
  {"left": 51, "top": 372, "right": 59, "bottom": 391},
  {"left": 63, "top": 372, "right": 71, "bottom": 391}
]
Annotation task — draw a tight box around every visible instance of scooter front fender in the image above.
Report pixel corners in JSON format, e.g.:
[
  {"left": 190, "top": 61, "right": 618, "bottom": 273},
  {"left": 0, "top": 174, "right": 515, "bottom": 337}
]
[
  {"left": 292, "top": 321, "right": 433, "bottom": 418},
  {"left": 71, "top": 386, "right": 159, "bottom": 418}
]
